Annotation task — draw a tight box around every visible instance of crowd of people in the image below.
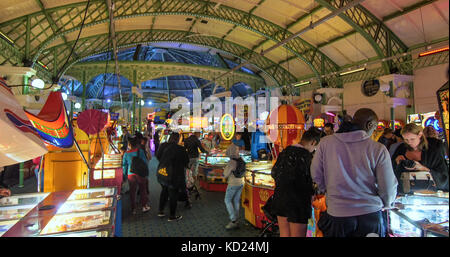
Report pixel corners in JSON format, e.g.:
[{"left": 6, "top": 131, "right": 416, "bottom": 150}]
[
  {"left": 119, "top": 124, "right": 250, "bottom": 226},
  {"left": 116, "top": 107, "right": 448, "bottom": 237},
  {"left": 269, "top": 108, "right": 449, "bottom": 237},
  {"left": 1, "top": 106, "right": 447, "bottom": 238}
]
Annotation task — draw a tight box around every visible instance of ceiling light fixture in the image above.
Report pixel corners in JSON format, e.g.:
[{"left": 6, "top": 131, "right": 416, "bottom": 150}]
[
  {"left": 37, "top": 61, "right": 49, "bottom": 70},
  {"left": 31, "top": 77, "right": 45, "bottom": 89},
  {"left": 339, "top": 67, "right": 366, "bottom": 76},
  {"left": 418, "top": 46, "right": 449, "bottom": 57},
  {"left": 293, "top": 81, "right": 311, "bottom": 87},
  {"left": 0, "top": 31, "right": 14, "bottom": 45}
]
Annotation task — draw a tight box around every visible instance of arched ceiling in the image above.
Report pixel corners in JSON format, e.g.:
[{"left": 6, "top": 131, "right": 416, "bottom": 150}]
[
  {"left": 0, "top": 0, "right": 448, "bottom": 90},
  {"left": 59, "top": 46, "right": 260, "bottom": 101}
]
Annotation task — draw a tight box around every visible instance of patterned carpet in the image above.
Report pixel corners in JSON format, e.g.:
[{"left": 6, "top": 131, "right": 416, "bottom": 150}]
[{"left": 10, "top": 174, "right": 261, "bottom": 237}]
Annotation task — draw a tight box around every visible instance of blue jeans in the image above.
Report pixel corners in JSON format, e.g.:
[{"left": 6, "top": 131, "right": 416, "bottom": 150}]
[{"left": 224, "top": 184, "right": 243, "bottom": 222}]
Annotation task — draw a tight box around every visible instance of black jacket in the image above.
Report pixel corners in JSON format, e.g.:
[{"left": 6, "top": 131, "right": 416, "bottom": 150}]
[
  {"left": 156, "top": 142, "right": 189, "bottom": 189},
  {"left": 378, "top": 136, "right": 395, "bottom": 150},
  {"left": 271, "top": 145, "right": 314, "bottom": 221},
  {"left": 392, "top": 137, "right": 449, "bottom": 191},
  {"left": 184, "top": 135, "right": 208, "bottom": 158}
]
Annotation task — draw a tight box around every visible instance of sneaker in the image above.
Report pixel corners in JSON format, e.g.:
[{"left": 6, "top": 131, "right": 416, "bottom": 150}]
[
  {"left": 142, "top": 205, "right": 151, "bottom": 213},
  {"left": 225, "top": 221, "right": 238, "bottom": 230},
  {"left": 157, "top": 212, "right": 165, "bottom": 218},
  {"left": 168, "top": 215, "right": 183, "bottom": 222}
]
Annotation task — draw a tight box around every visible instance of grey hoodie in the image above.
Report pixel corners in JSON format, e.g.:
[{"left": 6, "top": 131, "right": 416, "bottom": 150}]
[
  {"left": 223, "top": 144, "right": 245, "bottom": 186},
  {"left": 311, "top": 130, "right": 398, "bottom": 217}
]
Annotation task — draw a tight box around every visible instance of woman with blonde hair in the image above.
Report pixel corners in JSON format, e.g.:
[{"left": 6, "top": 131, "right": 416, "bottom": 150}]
[{"left": 391, "top": 123, "right": 448, "bottom": 193}]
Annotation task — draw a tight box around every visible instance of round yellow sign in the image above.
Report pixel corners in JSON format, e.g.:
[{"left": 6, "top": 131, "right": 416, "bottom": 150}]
[{"left": 220, "top": 113, "right": 235, "bottom": 141}]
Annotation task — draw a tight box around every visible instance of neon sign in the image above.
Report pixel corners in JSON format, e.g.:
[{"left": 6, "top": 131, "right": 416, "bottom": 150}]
[{"left": 314, "top": 118, "right": 324, "bottom": 128}]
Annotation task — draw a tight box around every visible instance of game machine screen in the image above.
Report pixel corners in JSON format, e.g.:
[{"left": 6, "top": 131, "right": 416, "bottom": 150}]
[{"left": 407, "top": 114, "right": 422, "bottom": 126}]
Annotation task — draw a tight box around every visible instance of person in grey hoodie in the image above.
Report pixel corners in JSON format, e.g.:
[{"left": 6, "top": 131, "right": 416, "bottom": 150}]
[
  {"left": 311, "top": 108, "right": 398, "bottom": 237},
  {"left": 223, "top": 143, "right": 245, "bottom": 230}
]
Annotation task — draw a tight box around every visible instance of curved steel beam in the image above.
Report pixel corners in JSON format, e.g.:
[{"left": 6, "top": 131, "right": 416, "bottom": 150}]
[
  {"left": 315, "top": 0, "right": 409, "bottom": 74},
  {"left": 65, "top": 61, "right": 266, "bottom": 92},
  {"left": 0, "top": 0, "right": 340, "bottom": 84},
  {"left": 41, "top": 29, "right": 296, "bottom": 87}
]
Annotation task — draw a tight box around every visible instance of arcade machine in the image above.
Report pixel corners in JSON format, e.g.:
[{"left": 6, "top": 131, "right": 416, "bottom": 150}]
[
  {"left": 0, "top": 187, "right": 119, "bottom": 237},
  {"left": 197, "top": 113, "right": 252, "bottom": 192},
  {"left": 437, "top": 81, "right": 449, "bottom": 161},
  {"left": 313, "top": 117, "right": 325, "bottom": 130},
  {"left": 421, "top": 112, "right": 444, "bottom": 135},
  {"left": 0, "top": 87, "right": 120, "bottom": 237},
  {"left": 407, "top": 114, "right": 422, "bottom": 127},
  {"left": 242, "top": 104, "right": 305, "bottom": 230},
  {"left": 387, "top": 193, "right": 449, "bottom": 237},
  {"left": 393, "top": 120, "right": 404, "bottom": 130},
  {"left": 250, "top": 123, "right": 269, "bottom": 160},
  {"left": 372, "top": 120, "right": 389, "bottom": 141}
]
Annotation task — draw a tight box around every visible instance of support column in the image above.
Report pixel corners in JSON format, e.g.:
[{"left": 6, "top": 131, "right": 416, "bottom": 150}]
[
  {"left": 389, "top": 81, "right": 395, "bottom": 129},
  {"left": 82, "top": 71, "right": 87, "bottom": 111},
  {"left": 70, "top": 81, "right": 74, "bottom": 121},
  {"left": 132, "top": 94, "right": 136, "bottom": 132},
  {"left": 132, "top": 70, "right": 137, "bottom": 132},
  {"left": 19, "top": 75, "right": 29, "bottom": 188},
  {"left": 139, "top": 97, "right": 142, "bottom": 132}
]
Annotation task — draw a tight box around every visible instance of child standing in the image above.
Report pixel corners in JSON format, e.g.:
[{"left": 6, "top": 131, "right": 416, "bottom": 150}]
[{"left": 223, "top": 143, "right": 245, "bottom": 230}]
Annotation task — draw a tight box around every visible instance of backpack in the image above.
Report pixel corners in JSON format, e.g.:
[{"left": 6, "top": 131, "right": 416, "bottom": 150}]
[
  {"left": 231, "top": 157, "right": 246, "bottom": 178},
  {"left": 130, "top": 150, "right": 149, "bottom": 177}
]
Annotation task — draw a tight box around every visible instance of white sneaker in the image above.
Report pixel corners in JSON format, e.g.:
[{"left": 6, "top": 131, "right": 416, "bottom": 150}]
[
  {"left": 225, "top": 221, "right": 238, "bottom": 230},
  {"left": 142, "top": 205, "right": 151, "bottom": 213}
]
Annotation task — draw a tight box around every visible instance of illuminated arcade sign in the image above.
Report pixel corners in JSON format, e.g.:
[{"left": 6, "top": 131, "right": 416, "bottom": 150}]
[
  {"left": 266, "top": 124, "right": 305, "bottom": 130},
  {"left": 314, "top": 118, "right": 324, "bottom": 128},
  {"left": 220, "top": 113, "right": 235, "bottom": 141},
  {"left": 377, "top": 121, "right": 387, "bottom": 130},
  {"left": 424, "top": 117, "right": 443, "bottom": 133},
  {"left": 110, "top": 113, "right": 119, "bottom": 121}
]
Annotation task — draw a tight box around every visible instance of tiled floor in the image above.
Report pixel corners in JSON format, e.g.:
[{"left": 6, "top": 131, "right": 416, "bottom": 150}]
[
  {"left": 10, "top": 174, "right": 261, "bottom": 237},
  {"left": 121, "top": 171, "right": 261, "bottom": 237}
]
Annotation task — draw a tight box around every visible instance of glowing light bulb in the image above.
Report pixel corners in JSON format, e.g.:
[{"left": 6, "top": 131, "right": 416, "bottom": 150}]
[
  {"left": 74, "top": 102, "right": 81, "bottom": 109},
  {"left": 31, "top": 78, "right": 45, "bottom": 89}
]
